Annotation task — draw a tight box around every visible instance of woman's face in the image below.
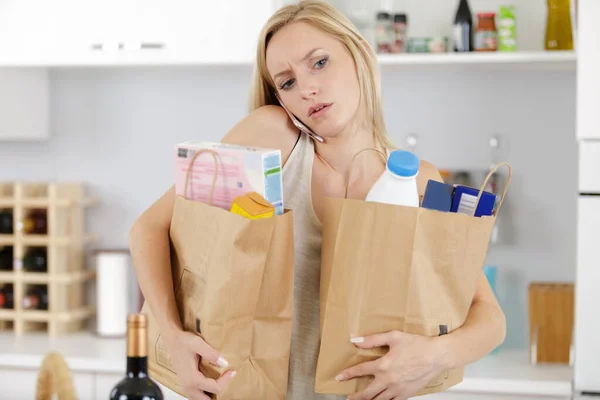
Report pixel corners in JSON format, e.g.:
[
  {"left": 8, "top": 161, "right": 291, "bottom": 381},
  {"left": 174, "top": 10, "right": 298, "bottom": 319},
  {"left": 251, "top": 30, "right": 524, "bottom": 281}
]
[{"left": 266, "top": 21, "right": 361, "bottom": 139}]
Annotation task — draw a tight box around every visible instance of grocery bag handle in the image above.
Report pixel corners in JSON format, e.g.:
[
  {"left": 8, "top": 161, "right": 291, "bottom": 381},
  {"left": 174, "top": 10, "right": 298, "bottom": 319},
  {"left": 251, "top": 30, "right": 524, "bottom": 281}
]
[
  {"left": 475, "top": 161, "right": 512, "bottom": 217},
  {"left": 183, "top": 149, "right": 219, "bottom": 205},
  {"left": 345, "top": 148, "right": 388, "bottom": 199}
]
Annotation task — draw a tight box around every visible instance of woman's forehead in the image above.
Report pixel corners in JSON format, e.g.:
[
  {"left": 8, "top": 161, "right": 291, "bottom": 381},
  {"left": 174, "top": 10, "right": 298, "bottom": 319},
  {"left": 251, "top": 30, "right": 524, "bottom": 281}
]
[{"left": 266, "top": 22, "right": 339, "bottom": 72}]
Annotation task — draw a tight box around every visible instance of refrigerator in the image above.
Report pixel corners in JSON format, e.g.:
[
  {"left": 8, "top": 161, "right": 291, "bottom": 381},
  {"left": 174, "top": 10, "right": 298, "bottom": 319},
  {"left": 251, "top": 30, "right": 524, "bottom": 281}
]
[{"left": 575, "top": 0, "right": 600, "bottom": 397}]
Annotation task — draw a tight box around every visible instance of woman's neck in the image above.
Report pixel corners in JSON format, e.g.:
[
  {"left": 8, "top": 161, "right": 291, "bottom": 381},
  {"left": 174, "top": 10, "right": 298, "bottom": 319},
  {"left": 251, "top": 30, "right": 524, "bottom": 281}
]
[{"left": 314, "top": 124, "right": 385, "bottom": 180}]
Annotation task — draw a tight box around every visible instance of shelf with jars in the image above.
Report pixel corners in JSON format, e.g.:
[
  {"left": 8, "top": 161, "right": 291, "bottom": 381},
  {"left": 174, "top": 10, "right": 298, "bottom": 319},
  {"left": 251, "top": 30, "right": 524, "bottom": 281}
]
[{"left": 0, "top": 181, "right": 97, "bottom": 336}]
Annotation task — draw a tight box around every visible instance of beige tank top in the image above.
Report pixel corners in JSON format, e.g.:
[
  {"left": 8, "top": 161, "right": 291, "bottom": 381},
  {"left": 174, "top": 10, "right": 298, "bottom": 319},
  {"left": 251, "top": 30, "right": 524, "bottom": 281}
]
[{"left": 282, "top": 133, "right": 344, "bottom": 400}]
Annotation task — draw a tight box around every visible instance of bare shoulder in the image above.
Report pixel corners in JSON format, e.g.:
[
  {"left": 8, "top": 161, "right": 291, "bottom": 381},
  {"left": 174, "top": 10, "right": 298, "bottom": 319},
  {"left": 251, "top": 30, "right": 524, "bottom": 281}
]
[
  {"left": 417, "top": 159, "right": 444, "bottom": 196},
  {"left": 221, "top": 105, "right": 300, "bottom": 165}
]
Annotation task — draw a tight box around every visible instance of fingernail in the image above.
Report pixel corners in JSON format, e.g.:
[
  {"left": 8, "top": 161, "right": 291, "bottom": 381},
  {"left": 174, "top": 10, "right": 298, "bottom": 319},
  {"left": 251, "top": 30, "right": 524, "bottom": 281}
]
[
  {"left": 217, "top": 356, "right": 229, "bottom": 368},
  {"left": 336, "top": 374, "right": 344, "bottom": 381},
  {"left": 350, "top": 337, "right": 364, "bottom": 343},
  {"left": 231, "top": 371, "right": 237, "bottom": 378}
]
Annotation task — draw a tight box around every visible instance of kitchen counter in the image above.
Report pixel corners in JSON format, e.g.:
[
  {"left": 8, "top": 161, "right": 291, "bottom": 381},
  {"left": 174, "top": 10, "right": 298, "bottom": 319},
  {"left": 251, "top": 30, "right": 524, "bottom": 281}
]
[{"left": 0, "top": 332, "right": 573, "bottom": 399}]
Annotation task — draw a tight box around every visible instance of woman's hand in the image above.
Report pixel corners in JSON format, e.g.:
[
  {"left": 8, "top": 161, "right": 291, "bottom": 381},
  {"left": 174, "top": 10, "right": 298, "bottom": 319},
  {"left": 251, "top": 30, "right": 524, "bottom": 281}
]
[
  {"left": 164, "top": 329, "right": 236, "bottom": 400},
  {"left": 336, "top": 331, "right": 447, "bottom": 400}
]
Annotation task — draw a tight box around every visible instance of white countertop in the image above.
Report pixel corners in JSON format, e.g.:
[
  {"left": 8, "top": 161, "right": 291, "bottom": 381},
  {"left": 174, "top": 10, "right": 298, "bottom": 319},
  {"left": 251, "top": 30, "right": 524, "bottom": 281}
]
[{"left": 0, "top": 332, "right": 573, "bottom": 397}]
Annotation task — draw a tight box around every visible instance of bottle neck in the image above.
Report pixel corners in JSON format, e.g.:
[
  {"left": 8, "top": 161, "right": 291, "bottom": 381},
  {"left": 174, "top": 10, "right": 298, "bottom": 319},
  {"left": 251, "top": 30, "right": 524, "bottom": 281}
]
[
  {"left": 126, "top": 318, "right": 148, "bottom": 378},
  {"left": 126, "top": 356, "right": 148, "bottom": 378}
]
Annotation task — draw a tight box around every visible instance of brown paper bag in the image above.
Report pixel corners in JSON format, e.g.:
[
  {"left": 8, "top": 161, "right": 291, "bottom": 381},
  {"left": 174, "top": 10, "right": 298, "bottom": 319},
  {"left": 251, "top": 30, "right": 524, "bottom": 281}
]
[
  {"left": 141, "top": 149, "right": 295, "bottom": 400},
  {"left": 315, "top": 159, "right": 511, "bottom": 397}
]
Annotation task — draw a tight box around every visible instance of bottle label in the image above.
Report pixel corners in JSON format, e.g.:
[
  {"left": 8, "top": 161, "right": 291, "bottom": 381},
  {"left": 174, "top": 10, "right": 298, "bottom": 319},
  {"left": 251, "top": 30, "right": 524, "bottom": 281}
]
[
  {"left": 453, "top": 23, "right": 471, "bottom": 51},
  {"left": 475, "top": 31, "right": 498, "bottom": 51}
]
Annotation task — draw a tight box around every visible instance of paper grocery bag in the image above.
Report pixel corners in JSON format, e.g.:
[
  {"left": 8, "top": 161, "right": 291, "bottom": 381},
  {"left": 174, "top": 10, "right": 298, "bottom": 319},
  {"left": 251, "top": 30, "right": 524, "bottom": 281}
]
[
  {"left": 315, "top": 161, "right": 511, "bottom": 397},
  {"left": 142, "top": 149, "right": 295, "bottom": 400}
]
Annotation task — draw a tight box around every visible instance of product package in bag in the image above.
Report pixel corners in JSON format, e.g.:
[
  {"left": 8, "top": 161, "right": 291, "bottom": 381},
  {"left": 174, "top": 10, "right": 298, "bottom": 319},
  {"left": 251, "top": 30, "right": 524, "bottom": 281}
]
[
  {"left": 142, "top": 149, "right": 295, "bottom": 400},
  {"left": 315, "top": 161, "right": 511, "bottom": 397}
]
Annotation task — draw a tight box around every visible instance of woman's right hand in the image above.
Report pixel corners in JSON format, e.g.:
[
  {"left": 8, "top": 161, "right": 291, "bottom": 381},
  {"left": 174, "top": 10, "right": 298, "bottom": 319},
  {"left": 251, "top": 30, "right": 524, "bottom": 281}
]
[{"left": 165, "top": 329, "right": 236, "bottom": 400}]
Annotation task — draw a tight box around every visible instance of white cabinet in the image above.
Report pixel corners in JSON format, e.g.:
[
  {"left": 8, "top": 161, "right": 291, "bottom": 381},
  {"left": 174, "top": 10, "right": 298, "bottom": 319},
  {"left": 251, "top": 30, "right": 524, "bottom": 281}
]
[
  {"left": 576, "top": 0, "right": 600, "bottom": 140},
  {"left": 0, "top": 68, "right": 49, "bottom": 140},
  {"left": 0, "top": 0, "right": 277, "bottom": 66}
]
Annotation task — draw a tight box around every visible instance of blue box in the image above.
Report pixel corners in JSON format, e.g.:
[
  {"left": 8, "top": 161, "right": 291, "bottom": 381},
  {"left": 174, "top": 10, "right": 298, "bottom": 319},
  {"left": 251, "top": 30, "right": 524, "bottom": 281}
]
[
  {"left": 451, "top": 185, "right": 496, "bottom": 217},
  {"left": 421, "top": 180, "right": 455, "bottom": 212}
]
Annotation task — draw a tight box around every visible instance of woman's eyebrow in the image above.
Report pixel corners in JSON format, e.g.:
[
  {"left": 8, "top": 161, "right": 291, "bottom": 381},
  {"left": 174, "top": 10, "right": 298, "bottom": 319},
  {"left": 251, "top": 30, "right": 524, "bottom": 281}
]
[{"left": 273, "top": 48, "right": 324, "bottom": 80}]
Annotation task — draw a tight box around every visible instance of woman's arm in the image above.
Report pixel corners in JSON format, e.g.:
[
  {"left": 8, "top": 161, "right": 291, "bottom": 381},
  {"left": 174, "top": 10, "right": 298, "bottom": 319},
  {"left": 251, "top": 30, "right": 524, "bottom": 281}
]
[
  {"left": 437, "top": 275, "right": 506, "bottom": 369},
  {"left": 129, "top": 185, "right": 181, "bottom": 341}
]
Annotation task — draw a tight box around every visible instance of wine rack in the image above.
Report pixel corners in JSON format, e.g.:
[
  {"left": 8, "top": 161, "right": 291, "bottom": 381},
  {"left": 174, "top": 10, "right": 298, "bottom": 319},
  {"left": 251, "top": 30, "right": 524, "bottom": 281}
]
[{"left": 0, "top": 181, "right": 97, "bottom": 336}]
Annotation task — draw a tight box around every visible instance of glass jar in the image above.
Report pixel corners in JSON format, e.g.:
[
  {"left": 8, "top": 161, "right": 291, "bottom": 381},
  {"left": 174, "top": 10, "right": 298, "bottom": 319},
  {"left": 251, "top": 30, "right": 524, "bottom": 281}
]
[
  {"left": 391, "top": 13, "right": 408, "bottom": 53},
  {"left": 475, "top": 12, "right": 498, "bottom": 52},
  {"left": 375, "top": 12, "right": 392, "bottom": 53}
]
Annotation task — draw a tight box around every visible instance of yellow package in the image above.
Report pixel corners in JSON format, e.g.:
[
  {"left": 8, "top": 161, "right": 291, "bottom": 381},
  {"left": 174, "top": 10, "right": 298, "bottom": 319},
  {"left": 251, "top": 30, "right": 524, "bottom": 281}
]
[{"left": 230, "top": 192, "right": 275, "bottom": 220}]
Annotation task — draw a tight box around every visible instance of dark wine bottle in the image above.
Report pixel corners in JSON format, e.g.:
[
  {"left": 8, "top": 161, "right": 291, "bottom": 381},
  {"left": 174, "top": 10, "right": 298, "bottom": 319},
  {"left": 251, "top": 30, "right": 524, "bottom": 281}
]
[
  {"left": 0, "top": 285, "right": 14, "bottom": 309},
  {"left": 23, "top": 285, "right": 48, "bottom": 310},
  {"left": 0, "top": 209, "right": 13, "bottom": 234},
  {"left": 23, "top": 247, "right": 47, "bottom": 273},
  {"left": 110, "top": 314, "right": 163, "bottom": 400},
  {"left": 453, "top": 0, "right": 473, "bottom": 52},
  {"left": 0, "top": 246, "right": 13, "bottom": 271}
]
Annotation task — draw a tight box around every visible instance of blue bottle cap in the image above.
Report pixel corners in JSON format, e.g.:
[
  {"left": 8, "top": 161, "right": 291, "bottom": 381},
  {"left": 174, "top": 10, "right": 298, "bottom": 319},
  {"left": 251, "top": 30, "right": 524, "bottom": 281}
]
[{"left": 387, "top": 150, "right": 420, "bottom": 177}]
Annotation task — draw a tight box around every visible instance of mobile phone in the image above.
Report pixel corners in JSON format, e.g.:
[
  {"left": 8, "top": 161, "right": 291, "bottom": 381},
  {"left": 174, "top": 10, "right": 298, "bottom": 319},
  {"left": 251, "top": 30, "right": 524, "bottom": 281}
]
[{"left": 275, "top": 94, "right": 325, "bottom": 143}]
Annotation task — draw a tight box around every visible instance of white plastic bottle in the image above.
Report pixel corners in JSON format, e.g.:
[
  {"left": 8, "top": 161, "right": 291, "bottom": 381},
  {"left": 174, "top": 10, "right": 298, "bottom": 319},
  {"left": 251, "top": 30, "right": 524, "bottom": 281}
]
[{"left": 365, "top": 149, "right": 420, "bottom": 207}]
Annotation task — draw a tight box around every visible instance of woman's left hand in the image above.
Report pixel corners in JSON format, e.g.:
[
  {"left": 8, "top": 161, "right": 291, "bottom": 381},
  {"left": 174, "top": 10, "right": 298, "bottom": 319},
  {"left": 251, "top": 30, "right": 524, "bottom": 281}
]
[{"left": 336, "top": 331, "right": 448, "bottom": 400}]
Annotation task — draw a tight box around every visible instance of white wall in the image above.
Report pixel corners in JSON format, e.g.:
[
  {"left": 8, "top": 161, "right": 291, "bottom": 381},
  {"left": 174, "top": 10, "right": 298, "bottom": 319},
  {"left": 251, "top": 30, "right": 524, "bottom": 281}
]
[{"left": 0, "top": 66, "right": 576, "bottom": 349}]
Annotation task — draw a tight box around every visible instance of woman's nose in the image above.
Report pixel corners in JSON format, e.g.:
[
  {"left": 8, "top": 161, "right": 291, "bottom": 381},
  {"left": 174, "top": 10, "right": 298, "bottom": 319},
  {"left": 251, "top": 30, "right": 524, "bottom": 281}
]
[
  {"left": 300, "top": 87, "right": 317, "bottom": 98},
  {"left": 299, "top": 77, "right": 318, "bottom": 98}
]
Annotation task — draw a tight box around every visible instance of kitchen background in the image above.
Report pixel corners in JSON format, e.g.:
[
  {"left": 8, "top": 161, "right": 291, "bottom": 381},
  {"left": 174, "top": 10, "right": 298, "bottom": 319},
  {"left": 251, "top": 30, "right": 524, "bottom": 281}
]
[{"left": 0, "top": 0, "right": 575, "bottom": 353}]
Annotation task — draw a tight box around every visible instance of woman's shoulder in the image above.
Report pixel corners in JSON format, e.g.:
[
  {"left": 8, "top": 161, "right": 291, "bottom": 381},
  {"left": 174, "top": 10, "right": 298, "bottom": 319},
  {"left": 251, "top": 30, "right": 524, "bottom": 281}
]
[{"left": 221, "top": 105, "right": 300, "bottom": 165}]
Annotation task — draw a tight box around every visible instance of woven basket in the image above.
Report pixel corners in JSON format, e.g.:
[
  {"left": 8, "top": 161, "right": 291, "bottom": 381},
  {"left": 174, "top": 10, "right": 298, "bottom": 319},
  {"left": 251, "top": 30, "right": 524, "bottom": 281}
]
[{"left": 35, "top": 352, "right": 77, "bottom": 400}]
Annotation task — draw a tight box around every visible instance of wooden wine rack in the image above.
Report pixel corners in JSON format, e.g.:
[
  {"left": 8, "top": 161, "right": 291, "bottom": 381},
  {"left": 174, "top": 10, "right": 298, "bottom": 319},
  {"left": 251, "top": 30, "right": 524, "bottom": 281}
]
[{"left": 0, "top": 181, "right": 97, "bottom": 336}]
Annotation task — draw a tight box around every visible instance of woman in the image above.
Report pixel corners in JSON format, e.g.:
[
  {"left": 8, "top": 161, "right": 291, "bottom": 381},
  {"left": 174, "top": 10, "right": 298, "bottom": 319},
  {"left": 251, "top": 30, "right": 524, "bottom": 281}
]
[{"left": 129, "top": 1, "right": 506, "bottom": 399}]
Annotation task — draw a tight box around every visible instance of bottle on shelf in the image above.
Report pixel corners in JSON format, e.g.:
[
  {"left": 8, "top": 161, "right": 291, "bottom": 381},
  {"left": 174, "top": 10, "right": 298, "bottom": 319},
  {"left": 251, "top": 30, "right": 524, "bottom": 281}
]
[
  {"left": 375, "top": 12, "right": 393, "bottom": 53},
  {"left": 0, "top": 209, "right": 13, "bottom": 234},
  {"left": 453, "top": 0, "right": 474, "bottom": 52},
  {"left": 110, "top": 313, "right": 163, "bottom": 400},
  {"left": 545, "top": 0, "right": 574, "bottom": 51},
  {"left": 0, "top": 285, "right": 14, "bottom": 309},
  {"left": 22, "top": 285, "right": 48, "bottom": 310},
  {"left": 23, "top": 247, "right": 48, "bottom": 273},
  {"left": 22, "top": 209, "right": 47, "bottom": 235},
  {"left": 0, "top": 246, "right": 13, "bottom": 271},
  {"left": 365, "top": 150, "right": 420, "bottom": 207}
]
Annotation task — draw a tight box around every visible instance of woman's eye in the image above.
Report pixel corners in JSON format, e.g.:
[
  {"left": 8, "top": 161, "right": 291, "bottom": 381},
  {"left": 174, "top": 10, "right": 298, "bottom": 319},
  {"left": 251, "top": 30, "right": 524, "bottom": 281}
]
[
  {"left": 280, "top": 79, "right": 295, "bottom": 91},
  {"left": 314, "top": 56, "right": 329, "bottom": 69}
]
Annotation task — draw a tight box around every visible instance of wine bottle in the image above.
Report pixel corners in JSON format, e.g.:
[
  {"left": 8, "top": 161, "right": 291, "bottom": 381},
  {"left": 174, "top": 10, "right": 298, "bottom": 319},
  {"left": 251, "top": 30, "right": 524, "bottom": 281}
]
[
  {"left": 23, "top": 209, "right": 47, "bottom": 235},
  {"left": 110, "top": 314, "right": 163, "bottom": 400},
  {"left": 453, "top": 0, "right": 473, "bottom": 52},
  {"left": 23, "top": 247, "right": 47, "bottom": 273},
  {"left": 23, "top": 286, "right": 48, "bottom": 310},
  {"left": 0, "top": 285, "right": 14, "bottom": 309},
  {"left": 0, "top": 246, "right": 13, "bottom": 271},
  {"left": 0, "top": 209, "right": 13, "bottom": 234}
]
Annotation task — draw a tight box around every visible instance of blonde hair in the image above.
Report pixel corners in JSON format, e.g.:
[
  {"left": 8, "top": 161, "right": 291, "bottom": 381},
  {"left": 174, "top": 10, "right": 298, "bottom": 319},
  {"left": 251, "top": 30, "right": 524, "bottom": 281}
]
[{"left": 249, "top": 0, "right": 394, "bottom": 149}]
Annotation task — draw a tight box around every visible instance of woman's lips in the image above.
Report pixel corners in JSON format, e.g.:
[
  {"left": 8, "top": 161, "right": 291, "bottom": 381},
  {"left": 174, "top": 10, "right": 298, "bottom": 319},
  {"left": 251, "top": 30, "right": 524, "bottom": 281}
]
[{"left": 309, "top": 103, "right": 332, "bottom": 119}]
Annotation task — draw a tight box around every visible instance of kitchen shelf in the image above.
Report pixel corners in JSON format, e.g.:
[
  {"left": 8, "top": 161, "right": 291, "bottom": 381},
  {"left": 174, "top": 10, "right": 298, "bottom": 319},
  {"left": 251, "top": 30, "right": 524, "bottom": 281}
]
[
  {"left": 0, "top": 49, "right": 576, "bottom": 70},
  {"left": 377, "top": 50, "right": 577, "bottom": 70}
]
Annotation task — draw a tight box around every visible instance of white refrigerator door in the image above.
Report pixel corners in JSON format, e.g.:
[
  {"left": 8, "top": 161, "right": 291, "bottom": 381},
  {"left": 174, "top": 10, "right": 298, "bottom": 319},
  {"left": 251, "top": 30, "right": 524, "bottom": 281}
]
[
  {"left": 577, "top": 0, "right": 600, "bottom": 140},
  {"left": 575, "top": 195, "right": 600, "bottom": 393}
]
